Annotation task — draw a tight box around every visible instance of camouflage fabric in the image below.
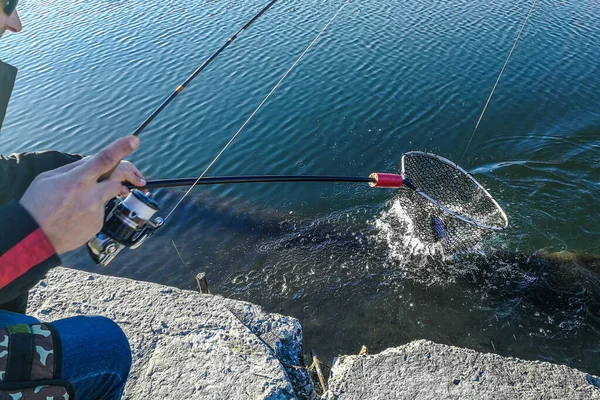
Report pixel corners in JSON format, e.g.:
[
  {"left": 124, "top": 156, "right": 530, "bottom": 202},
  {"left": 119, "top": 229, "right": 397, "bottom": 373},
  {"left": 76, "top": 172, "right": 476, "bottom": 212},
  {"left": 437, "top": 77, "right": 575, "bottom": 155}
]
[
  {"left": 0, "top": 323, "right": 74, "bottom": 399},
  {"left": 0, "top": 384, "right": 71, "bottom": 399}
]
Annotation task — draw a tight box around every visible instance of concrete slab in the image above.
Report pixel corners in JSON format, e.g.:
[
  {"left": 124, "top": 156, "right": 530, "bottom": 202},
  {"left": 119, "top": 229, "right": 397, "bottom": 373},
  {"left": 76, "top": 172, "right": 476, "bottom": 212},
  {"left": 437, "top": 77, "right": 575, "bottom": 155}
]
[{"left": 323, "top": 340, "right": 600, "bottom": 400}]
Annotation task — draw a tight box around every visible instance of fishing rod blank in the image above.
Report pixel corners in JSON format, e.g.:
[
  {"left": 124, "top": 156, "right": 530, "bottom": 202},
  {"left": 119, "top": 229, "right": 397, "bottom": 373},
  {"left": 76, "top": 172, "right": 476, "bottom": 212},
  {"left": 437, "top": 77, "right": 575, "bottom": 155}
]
[
  {"left": 98, "top": 0, "right": 281, "bottom": 182},
  {"left": 132, "top": 0, "right": 280, "bottom": 137},
  {"left": 129, "top": 173, "right": 406, "bottom": 190}
]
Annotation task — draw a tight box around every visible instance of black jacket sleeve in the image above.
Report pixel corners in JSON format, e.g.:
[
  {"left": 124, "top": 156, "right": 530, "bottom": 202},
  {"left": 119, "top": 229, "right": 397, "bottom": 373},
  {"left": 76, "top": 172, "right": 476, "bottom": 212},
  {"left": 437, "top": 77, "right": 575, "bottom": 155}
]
[
  {"left": 0, "top": 151, "right": 83, "bottom": 204},
  {"left": 0, "top": 151, "right": 83, "bottom": 306}
]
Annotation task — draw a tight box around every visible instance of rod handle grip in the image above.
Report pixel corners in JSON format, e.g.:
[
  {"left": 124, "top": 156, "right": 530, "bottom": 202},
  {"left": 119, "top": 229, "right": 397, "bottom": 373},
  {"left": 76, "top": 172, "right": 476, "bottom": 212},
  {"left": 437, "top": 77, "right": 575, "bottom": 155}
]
[{"left": 368, "top": 173, "right": 403, "bottom": 188}]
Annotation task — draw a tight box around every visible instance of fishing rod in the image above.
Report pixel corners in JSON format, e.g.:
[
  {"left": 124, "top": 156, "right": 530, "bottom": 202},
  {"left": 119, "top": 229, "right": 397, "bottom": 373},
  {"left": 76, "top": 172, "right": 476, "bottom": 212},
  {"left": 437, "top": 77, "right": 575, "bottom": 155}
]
[
  {"left": 98, "top": 0, "right": 281, "bottom": 181},
  {"left": 131, "top": 0, "right": 280, "bottom": 137}
]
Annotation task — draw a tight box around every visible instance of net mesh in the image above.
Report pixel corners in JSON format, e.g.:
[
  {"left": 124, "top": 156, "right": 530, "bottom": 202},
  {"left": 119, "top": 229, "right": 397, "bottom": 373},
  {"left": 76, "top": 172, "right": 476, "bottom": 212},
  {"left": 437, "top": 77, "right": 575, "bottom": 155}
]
[
  {"left": 402, "top": 152, "right": 507, "bottom": 230},
  {"left": 393, "top": 151, "right": 507, "bottom": 256}
]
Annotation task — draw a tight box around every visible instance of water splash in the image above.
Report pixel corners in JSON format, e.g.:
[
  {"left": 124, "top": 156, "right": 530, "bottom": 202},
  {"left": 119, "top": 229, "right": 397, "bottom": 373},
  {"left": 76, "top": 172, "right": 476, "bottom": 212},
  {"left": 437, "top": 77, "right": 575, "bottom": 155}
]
[
  {"left": 374, "top": 198, "right": 445, "bottom": 263},
  {"left": 371, "top": 189, "right": 505, "bottom": 286}
]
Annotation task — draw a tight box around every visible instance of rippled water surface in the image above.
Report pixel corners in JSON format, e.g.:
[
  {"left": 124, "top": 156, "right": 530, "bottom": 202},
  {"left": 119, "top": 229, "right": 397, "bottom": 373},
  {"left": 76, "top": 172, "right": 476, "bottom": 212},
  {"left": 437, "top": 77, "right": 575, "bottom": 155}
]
[{"left": 2, "top": 0, "right": 599, "bottom": 376}]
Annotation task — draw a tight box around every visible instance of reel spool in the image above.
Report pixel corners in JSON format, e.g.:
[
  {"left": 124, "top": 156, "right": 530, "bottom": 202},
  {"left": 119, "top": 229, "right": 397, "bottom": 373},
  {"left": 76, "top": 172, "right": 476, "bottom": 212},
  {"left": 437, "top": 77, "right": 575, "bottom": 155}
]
[{"left": 87, "top": 190, "right": 164, "bottom": 266}]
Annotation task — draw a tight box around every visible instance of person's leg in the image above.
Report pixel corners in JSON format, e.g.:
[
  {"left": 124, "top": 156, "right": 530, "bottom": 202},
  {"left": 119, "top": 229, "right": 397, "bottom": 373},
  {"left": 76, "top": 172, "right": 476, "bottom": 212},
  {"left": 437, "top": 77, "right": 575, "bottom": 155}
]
[
  {"left": 0, "top": 311, "right": 132, "bottom": 400},
  {"left": 52, "top": 315, "right": 132, "bottom": 400},
  {"left": 0, "top": 309, "right": 38, "bottom": 325}
]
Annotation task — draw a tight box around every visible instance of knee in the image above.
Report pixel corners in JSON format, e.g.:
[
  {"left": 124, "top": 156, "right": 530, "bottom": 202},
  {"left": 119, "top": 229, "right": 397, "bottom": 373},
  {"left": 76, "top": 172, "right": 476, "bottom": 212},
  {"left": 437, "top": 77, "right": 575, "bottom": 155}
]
[
  {"left": 53, "top": 315, "right": 132, "bottom": 381},
  {"left": 90, "top": 316, "right": 132, "bottom": 377}
]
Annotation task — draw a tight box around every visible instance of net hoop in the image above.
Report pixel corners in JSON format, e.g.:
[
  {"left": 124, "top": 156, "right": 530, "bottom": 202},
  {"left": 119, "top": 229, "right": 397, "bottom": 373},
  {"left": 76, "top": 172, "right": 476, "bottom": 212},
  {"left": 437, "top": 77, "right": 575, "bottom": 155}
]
[{"left": 401, "top": 151, "right": 509, "bottom": 231}]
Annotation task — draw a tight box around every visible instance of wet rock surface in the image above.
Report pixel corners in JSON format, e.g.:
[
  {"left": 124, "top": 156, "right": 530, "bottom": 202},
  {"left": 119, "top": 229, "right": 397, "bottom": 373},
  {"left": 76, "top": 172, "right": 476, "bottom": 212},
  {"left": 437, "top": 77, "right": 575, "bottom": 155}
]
[{"left": 27, "top": 268, "right": 600, "bottom": 400}]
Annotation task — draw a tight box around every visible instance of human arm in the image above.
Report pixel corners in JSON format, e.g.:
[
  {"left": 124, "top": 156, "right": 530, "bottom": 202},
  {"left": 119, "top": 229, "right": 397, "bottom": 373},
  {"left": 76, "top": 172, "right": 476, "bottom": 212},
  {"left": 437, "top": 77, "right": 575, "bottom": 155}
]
[
  {"left": 0, "top": 200, "right": 61, "bottom": 304},
  {"left": 0, "top": 151, "right": 83, "bottom": 304},
  {"left": 0, "top": 137, "right": 144, "bottom": 304}
]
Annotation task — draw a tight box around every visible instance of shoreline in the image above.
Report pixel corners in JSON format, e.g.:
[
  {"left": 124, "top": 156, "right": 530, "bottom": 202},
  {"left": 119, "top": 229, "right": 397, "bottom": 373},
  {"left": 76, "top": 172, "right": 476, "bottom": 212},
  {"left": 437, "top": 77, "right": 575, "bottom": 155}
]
[{"left": 28, "top": 267, "right": 600, "bottom": 399}]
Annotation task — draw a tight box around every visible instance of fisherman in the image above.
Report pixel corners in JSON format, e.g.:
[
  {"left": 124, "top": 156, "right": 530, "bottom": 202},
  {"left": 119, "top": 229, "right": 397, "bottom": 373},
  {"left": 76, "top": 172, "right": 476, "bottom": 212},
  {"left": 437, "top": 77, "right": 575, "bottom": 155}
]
[{"left": 0, "top": 2, "right": 141, "bottom": 398}]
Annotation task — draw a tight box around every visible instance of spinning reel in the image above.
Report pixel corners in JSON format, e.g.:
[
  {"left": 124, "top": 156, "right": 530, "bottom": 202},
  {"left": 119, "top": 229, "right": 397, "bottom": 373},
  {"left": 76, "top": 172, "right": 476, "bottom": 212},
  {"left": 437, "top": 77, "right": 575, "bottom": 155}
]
[{"left": 87, "top": 190, "right": 164, "bottom": 266}]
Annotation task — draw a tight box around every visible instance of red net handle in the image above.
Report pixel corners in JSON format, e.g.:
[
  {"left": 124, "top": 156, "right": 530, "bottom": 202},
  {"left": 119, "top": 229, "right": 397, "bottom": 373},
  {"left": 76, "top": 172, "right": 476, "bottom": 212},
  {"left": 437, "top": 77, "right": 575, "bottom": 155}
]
[{"left": 368, "top": 173, "right": 404, "bottom": 188}]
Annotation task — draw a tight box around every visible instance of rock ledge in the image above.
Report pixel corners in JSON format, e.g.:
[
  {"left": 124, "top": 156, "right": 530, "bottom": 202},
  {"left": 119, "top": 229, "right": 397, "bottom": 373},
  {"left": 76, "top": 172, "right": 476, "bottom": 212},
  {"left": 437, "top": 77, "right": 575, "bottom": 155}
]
[{"left": 26, "top": 268, "right": 600, "bottom": 400}]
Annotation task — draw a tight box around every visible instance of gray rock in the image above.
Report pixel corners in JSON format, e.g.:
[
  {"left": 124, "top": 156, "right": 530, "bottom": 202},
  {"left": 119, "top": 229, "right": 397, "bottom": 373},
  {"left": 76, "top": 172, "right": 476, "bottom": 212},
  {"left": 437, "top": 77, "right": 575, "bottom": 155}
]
[
  {"left": 227, "top": 302, "right": 313, "bottom": 398},
  {"left": 27, "top": 267, "right": 309, "bottom": 399},
  {"left": 26, "top": 268, "right": 599, "bottom": 400},
  {"left": 323, "top": 340, "right": 600, "bottom": 400}
]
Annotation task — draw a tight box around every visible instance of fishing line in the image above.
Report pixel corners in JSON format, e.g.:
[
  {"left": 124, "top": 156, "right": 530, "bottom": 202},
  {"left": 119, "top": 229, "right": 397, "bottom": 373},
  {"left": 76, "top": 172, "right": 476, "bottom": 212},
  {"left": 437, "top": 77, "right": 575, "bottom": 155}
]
[
  {"left": 164, "top": 0, "right": 353, "bottom": 222},
  {"left": 461, "top": 0, "right": 537, "bottom": 162}
]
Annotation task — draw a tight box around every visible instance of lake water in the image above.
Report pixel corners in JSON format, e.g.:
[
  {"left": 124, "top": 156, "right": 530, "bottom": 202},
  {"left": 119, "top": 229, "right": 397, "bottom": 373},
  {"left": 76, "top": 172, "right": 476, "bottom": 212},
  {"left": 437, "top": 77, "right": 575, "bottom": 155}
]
[{"left": 2, "top": 0, "right": 599, "bottom": 376}]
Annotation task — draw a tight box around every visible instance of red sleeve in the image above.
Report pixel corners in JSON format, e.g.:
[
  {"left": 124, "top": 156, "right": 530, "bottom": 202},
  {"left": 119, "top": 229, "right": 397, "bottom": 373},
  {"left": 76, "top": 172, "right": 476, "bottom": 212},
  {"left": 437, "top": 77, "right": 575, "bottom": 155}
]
[{"left": 0, "top": 201, "right": 61, "bottom": 303}]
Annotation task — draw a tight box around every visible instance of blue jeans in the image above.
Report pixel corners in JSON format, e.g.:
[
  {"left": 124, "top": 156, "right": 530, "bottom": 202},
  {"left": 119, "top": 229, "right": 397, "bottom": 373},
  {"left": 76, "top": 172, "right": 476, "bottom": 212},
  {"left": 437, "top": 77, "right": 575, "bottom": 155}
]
[{"left": 0, "top": 311, "right": 131, "bottom": 400}]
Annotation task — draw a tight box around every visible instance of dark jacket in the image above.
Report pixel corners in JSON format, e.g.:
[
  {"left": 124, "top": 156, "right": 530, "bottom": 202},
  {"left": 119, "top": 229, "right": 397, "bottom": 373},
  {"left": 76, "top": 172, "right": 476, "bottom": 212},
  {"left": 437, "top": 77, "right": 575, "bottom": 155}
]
[{"left": 0, "top": 60, "right": 82, "bottom": 310}]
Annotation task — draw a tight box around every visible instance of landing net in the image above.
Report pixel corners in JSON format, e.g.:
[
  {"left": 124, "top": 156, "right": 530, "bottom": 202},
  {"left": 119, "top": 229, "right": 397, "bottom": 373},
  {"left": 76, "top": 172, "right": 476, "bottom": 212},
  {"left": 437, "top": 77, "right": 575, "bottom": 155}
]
[{"left": 397, "top": 151, "right": 508, "bottom": 255}]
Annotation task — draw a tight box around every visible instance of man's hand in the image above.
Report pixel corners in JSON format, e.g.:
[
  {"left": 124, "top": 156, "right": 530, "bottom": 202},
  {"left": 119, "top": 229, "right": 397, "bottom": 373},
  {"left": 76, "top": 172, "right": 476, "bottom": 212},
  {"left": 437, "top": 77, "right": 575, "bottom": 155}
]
[
  {"left": 88, "top": 158, "right": 146, "bottom": 197},
  {"left": 114, "top": 160, "right": 146, "bottom": 189},
  {"left": 19, "top": 136, "right": 144, "bottom": 254}
]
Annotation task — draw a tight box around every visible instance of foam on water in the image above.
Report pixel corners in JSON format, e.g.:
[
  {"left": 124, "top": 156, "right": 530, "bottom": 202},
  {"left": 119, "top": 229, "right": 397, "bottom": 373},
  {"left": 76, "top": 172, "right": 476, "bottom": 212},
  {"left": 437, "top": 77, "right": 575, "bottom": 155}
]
[
  {"left": 370, "top": 188, "right": 508, "bottom": 287},
  {"left": 374, "top": 198, "right": 444, "bottom": 263}
]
